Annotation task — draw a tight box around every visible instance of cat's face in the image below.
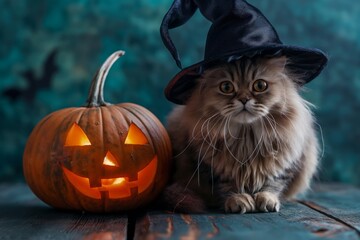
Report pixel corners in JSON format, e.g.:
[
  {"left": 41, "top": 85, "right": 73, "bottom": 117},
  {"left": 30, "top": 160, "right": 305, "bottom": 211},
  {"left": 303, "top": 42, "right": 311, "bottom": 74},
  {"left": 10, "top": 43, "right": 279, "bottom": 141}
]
[{"left": 195, "top": 57, "right": 291, "bottom": 124}]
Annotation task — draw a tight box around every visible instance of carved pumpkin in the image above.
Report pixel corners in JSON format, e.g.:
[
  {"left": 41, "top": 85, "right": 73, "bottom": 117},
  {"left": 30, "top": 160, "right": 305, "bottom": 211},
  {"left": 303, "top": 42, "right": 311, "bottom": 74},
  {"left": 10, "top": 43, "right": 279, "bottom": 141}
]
[{"left": 23, "top": 51, "right": 172, "bottom": 212}]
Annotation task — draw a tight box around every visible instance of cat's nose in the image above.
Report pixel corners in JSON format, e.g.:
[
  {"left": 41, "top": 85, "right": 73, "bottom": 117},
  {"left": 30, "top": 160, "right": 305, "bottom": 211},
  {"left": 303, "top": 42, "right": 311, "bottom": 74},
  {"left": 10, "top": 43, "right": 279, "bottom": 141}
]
[{"left": 239, "top": 97, "right": 250, "bottom": 104}]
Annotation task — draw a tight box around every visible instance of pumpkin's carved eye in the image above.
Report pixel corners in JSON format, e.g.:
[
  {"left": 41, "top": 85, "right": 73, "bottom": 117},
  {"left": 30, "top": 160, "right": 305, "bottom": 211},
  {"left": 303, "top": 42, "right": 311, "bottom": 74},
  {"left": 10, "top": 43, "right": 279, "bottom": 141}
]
[
  {"left": 103, "top": 151, "right": 119, "bottom": 167},
  {"left": 124, "top": 123, "right": 148, "bottom": 145},
  {"left": 65, "top": 123, "right": 91, "bottom": 146}
]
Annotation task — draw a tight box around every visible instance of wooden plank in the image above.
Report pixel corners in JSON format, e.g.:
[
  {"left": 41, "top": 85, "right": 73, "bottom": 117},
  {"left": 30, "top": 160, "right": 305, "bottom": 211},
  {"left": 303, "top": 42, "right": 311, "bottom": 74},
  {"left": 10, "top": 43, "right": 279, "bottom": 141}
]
[
  {"left": 0, "top": 184, "right": 128, "bottom": 240},
  {"left": 298, "top": 183, "right": 360, "bottom": 233},
  {"left": 1, "top": 183, "right": 359, "bottom": 239},
  {"left": 134, "top": 201, "right": 359, "bottom": 239}
]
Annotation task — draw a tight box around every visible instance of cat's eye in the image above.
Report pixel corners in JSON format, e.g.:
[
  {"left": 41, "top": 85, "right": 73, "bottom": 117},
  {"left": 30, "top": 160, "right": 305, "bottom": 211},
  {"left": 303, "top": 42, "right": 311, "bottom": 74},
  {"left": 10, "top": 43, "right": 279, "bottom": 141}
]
[
  {"left": 252, "top": 79, "right": 268, "bottom": 92},
  {"left": 219, "top": 81, "right": 235, "bottom": 94}
]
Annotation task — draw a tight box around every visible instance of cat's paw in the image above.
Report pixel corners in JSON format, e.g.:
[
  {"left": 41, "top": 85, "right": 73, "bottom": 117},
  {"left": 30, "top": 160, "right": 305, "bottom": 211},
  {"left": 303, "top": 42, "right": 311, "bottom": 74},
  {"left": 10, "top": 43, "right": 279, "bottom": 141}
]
[
  {"left": 254, "top": 191, "right": 280, "bottom": 212},
  {"left": 224, "top": 193, "right": 256, "bottom": 214}
]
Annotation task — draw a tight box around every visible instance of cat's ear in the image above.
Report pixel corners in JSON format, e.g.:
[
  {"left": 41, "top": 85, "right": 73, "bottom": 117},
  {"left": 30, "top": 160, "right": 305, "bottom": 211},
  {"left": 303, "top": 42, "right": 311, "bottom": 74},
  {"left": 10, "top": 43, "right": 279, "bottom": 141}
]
[{"left": 263, "top": 56, "right": 287, "bottom": 72}]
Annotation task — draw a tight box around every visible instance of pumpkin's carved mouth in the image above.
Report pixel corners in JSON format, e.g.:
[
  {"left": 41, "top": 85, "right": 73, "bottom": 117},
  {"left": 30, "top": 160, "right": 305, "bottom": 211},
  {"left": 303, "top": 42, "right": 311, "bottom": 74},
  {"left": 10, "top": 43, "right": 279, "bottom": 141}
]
[{"left": 62, "top": 156, "right": 157, "bottom": 199}]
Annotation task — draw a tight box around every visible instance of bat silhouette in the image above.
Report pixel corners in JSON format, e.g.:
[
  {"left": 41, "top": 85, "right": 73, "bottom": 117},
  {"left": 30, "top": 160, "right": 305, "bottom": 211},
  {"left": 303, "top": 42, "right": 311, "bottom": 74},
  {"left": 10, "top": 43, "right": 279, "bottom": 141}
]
[{"left": 3, "top": 49, "right": 59, "bottom": 102}]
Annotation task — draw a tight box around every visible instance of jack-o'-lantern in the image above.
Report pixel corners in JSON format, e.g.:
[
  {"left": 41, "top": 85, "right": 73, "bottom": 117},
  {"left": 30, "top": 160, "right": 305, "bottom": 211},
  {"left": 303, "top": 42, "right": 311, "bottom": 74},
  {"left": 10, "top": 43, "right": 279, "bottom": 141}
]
[{"left": 23, "top": 51, "right": 172, "bottom": 212}]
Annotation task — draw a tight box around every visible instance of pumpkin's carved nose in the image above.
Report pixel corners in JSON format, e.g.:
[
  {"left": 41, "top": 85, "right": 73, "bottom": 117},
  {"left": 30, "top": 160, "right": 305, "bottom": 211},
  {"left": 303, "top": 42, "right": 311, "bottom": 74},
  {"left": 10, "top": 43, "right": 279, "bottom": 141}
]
[{"left": 103, "top": 151, "right": 119, "bottom": 167}]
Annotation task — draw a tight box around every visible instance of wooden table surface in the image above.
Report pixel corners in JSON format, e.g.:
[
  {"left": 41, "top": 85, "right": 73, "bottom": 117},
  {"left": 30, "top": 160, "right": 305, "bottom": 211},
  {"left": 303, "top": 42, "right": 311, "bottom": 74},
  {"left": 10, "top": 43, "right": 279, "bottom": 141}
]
[{"left": 0, "top": 183, "right": 359, "bottom": 240}]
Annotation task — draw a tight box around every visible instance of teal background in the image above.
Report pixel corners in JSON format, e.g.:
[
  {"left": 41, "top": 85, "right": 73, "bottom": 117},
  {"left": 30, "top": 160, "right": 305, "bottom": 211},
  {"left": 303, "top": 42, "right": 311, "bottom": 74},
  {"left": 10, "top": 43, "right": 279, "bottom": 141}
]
[{"left": 0, "top": 0, "right": 359, "bottom": 184}]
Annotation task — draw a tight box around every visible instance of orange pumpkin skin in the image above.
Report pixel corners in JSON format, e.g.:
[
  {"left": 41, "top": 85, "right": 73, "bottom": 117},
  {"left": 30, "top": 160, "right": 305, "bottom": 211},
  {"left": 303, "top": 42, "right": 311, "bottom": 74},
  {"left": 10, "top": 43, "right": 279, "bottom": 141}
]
[{"left": 23, "top": 51, "right": 172, "bottom": 212}]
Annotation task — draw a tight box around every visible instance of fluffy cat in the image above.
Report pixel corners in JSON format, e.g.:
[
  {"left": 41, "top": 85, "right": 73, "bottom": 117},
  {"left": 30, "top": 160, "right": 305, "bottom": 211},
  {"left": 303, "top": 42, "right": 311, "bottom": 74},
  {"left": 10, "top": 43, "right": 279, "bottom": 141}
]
[{"left": 165, "top": 56, "right": 319, "bottom": 213}]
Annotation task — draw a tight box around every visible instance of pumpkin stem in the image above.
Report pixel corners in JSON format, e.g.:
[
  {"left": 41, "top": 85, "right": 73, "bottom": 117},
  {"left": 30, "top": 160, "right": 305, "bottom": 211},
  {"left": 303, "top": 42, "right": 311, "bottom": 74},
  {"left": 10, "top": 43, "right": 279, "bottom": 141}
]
[{"left": 86, "top": 50, "right": 125, "bottom": 107}]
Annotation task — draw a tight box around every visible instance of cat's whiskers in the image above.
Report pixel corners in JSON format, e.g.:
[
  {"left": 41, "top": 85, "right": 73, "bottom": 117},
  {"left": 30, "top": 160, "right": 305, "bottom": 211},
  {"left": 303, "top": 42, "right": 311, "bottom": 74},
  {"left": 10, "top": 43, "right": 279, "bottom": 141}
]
[
  {"left": 175, "top": 112, "right": 224, "bottom": 158},
  {"left": 206, "top": 117, "right": 226, "bottom": 193},
  {"left": 182, "top": 139, "right": 207, "bottom": 190},
  {"left": 269, "top": 108, "right": 298, "bottom": 130},
  {"left": 221, "top": 105, "right": 237, "bottom": 116},
  {"left": 302, "top": 99, "right": 316, "bottom": 110},
  {"left": 262, "top": 111, "right": 295, "bottom": 154},
  {"left": 201, "top": 113, "right": 222, "bottom": 147},
  {"left": 184, "top": 116, "right": 226, "bottom": 189},
  {"left": 211, "top": 144, "right": 216, "bottom": 194},
  {"left": 197, "top": 113, "right": 223, "bottom": 184},
  {"left": 314, "top": 121, "right": 325, "bottom": 160},
  {"left": 263, "top": 114, "right": 280, "bottom": 140},
  {"left": 192, "top": 114, "right": 209, "bottom": 139},
  {"left": 221, "top": 114, "right": 263, "bottom": 166},
  {"left": 197, "top": 136, "right": 206, "bottom": 185},
  {"left": 223, "top": 116, "right": 259, "bottom": 165},
  {"left": 239, "top": 139, "right": 263, "bottom": 168},
  {"left": 174, "top": 114, "right": 209, "bottom": 158},
  {"left": 199, "top": 112, "right": 220, "bottom": 140},
  {"left": 262, "top": 115, "right": 282, "bottom": 154},
  {"left": 249, "top": 103, "right": 269, "bottom": 117},
  {"left": 238, "top": 120, "right": 264, "bottom": 167},
  {"left": 265, "top": 113, "right": 285, "bottom": 151},
  {"left": 223, "top": 117, "right": 243, "bottom": 163},
  {"left": 204, "top": 116, "right": 227, "bottom": 157},
  {"left": 226, "top": 112, "right": 246, "bottom": 140}
]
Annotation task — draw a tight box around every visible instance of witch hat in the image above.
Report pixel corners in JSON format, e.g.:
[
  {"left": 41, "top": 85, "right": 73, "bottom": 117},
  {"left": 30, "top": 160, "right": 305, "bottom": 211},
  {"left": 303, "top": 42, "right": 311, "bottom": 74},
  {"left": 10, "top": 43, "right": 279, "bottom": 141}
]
[{"left": 160, "top": 0, "right": 328, "bottom": 104}]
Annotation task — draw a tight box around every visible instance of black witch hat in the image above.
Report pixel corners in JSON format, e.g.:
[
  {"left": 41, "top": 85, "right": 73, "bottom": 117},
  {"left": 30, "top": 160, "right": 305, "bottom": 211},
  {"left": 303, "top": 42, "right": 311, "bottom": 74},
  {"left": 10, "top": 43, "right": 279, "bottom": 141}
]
[{"left": 160, "top": 0, "right": 328, "bottom": 104}]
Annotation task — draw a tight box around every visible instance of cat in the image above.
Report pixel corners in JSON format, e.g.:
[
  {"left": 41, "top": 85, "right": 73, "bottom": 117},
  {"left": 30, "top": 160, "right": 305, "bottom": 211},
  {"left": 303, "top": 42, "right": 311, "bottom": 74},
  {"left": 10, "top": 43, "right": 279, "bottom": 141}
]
[{"left": 164, "top": 56, "right": 319, "bottom": 213}]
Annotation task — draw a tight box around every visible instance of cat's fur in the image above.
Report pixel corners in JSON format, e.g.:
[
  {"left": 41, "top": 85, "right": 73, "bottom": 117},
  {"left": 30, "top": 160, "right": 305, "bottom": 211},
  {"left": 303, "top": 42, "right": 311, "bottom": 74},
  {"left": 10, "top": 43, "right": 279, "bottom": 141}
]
[{"left": 165, "top": 56, "right": 319, "bottom": 213}]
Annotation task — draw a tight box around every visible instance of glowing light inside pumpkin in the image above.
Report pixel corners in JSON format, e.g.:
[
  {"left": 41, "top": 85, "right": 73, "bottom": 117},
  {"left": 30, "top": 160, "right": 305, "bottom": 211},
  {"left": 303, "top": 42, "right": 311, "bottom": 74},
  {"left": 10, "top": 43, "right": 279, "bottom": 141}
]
[
  {"left": 124, "top": 123, "right": 149, "bottom": 145},
  {"left": 137, "top": 156, "right": 157, "bottom": 193},
  {"left": 62, "top": 156, "right": 158, "bottom": 199},
  {"left": 103, "top": 151, "right": 119, "bottom": 167},
  {"left": 65, "top": 123, "right": 91, "bottom": 146},
  {"left": 101, "top": 177, "right": 125, "bottom": 186}
]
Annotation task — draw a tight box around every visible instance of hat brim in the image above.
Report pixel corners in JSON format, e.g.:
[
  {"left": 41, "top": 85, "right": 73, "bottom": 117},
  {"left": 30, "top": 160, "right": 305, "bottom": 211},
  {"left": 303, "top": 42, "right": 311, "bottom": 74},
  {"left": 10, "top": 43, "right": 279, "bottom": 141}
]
[{"left": 165, "top": 45, "right": 328, "bottom": 104}]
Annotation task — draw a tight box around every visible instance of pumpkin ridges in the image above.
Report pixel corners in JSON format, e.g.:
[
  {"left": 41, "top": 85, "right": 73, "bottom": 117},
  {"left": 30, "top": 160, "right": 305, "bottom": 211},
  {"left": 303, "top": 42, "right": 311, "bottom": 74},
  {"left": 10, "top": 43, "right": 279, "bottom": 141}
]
[
  {"left": 118, "top": 103, "right": 172, "bottom": 194},
  {"left": 55, "top": 108, "right": 96, "bottom": 210},
  {"left": 62, "top": 107, "right": 113, "bottom": 212},
  {"left": 124, "top": 104, "right": 172, "bottom": 184},
  {"left": 115, "top": 104, "right": 154, "bottom": 144},
  {"left": 107, "top": 104, "right": 170, "bottom": 207},
  {"left": 47, "top": 108, "right": 88, "bottom": 210},
  {"left": 101, "top": 106, "right": 128, "bottom": 212},
  {"left": 108, "top": 105, "right": 131, "bottom": 138},
  {"left": 103, "top": 106, "right": 149, "bottom": 175},
  {"left": 24, "top": 108, "right": 83, "bottom": 210},
  {"left": 24, "top": 109, "right": 62, "bottom": 190},
  {"left": 105, "top": 104, "right": 169, "bottom": 211},
  {"left": 64, "top": 108, "right": 99, "bottom": 211},
  {"left": 120, "top": 103, "right": 172, "bottom": 160},
  {"left": 72, "top": 108, "right": 103, "bottom": 212},
  {"left": 23, "top": 110, "right": 59, "bottom": 203},
  {"left": 101, "top": 106, "right": 127, "bottom": 170},
  {"left": 120, "top": 103, "right": 171, "bottom": 158},
  {"left": 110, "top": 106, "right": 157, "bottom": 174}
]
